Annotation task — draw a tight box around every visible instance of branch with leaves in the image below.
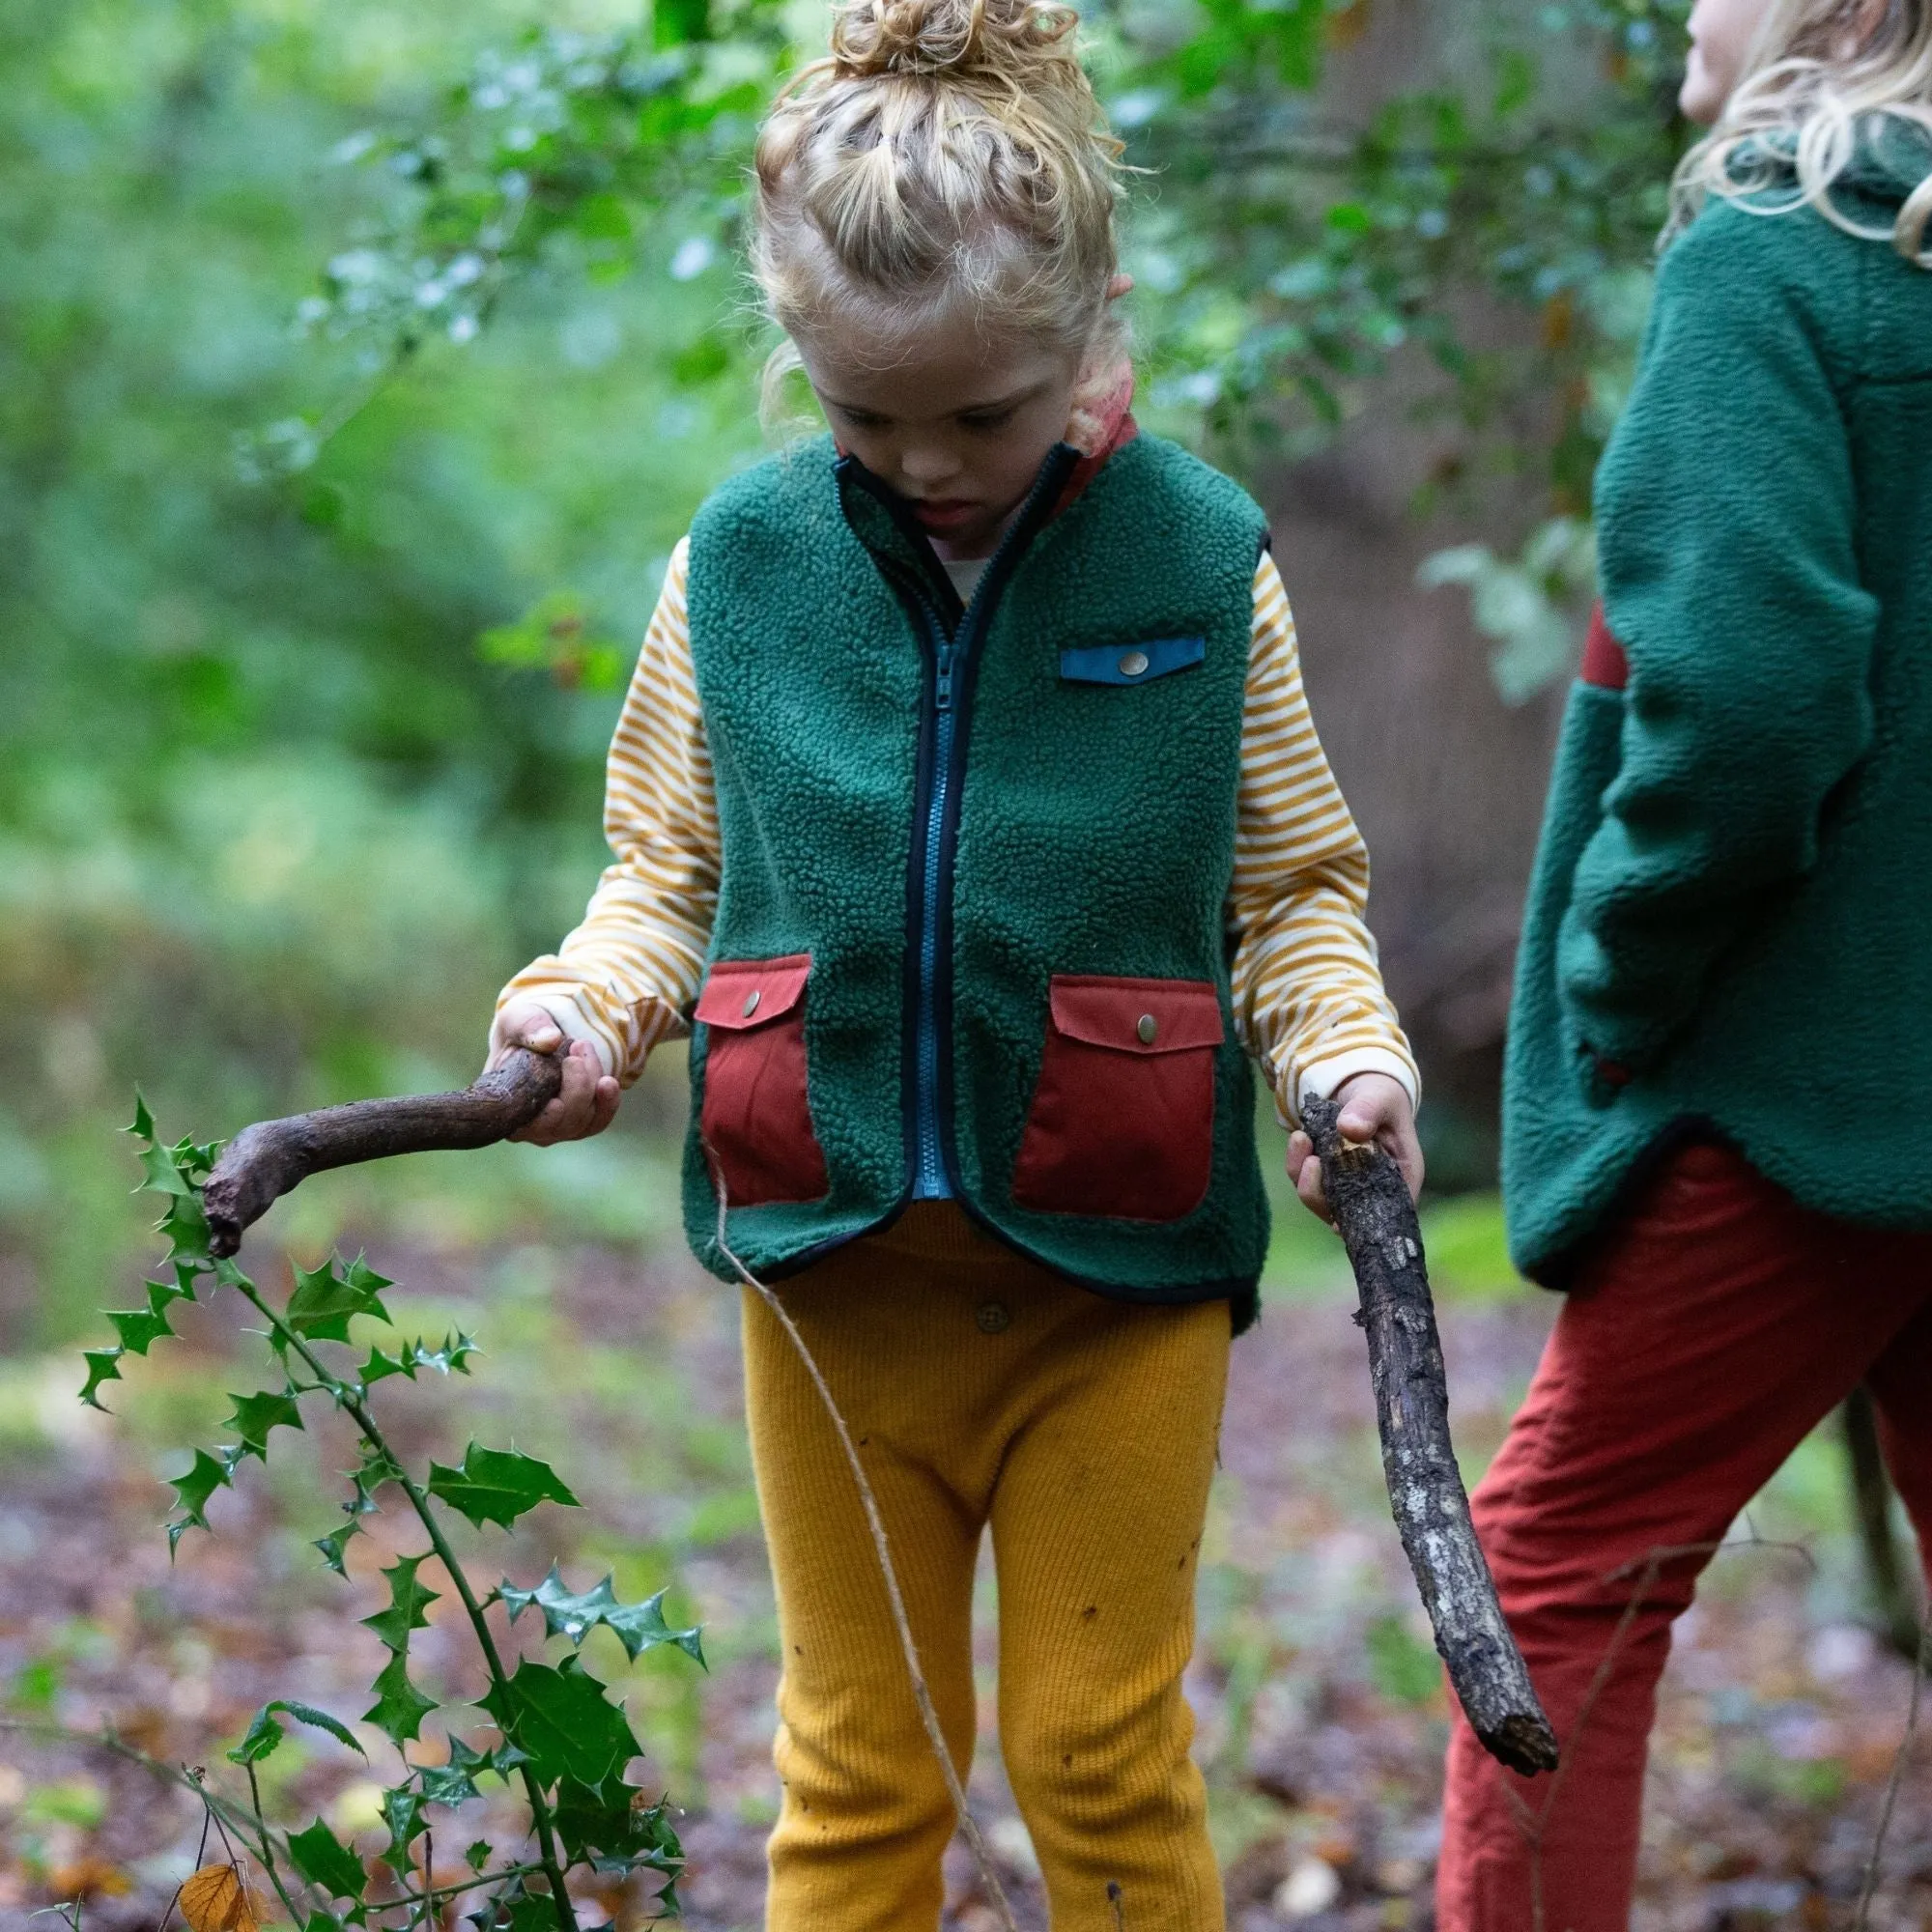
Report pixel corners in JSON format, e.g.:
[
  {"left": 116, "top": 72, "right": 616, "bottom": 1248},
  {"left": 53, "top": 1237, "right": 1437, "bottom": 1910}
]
[{"left": 78, "top": 1103, "right": 704, "bottom": 1931}]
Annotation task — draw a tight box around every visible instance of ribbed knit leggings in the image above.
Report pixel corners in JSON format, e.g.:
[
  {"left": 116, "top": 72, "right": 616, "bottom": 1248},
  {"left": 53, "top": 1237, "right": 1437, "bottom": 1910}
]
[
  {"left": 740, "top": 1203, "right": 1231, "bottom": 1932},
  {"left": 1437, "top": 1142, "right": 1932, "bottom": 1931}
]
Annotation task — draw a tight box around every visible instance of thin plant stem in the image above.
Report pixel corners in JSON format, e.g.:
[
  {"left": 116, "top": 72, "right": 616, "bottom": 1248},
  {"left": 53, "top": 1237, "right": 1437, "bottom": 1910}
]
[
  {"left": 228, "top": 1279, "right": 576, "bottom": 1932},
  {"left": 1855, "top": 1611, "right": 1930, "bottom": 1932},
  {"left": 243, "top": 1761, "right": 306, "bottom": 1926}
]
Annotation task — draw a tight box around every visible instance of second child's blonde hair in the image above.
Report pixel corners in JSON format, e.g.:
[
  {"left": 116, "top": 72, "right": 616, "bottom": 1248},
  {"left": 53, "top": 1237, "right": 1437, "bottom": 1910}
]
[
  {"left": 1671, "top": 0, "right": 1932, "bottom": 261},
  {"left": 750, "top": 0, "right": 1125, "bottom": 400}
]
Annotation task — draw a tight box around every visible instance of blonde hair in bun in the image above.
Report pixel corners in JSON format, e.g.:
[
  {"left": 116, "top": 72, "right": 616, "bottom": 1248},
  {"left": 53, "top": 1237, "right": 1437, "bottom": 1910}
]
[{"left": 752, "top": 0, "right": 1126, "bottom": 399}]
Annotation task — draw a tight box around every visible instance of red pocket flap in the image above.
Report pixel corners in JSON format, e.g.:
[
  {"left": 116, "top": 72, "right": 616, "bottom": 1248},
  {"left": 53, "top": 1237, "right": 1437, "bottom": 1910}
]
[
  {"left": 696, "top": 954, "right": 812, "bottom": 1031},
  {"left": 1046, "top": 975, "right": 1225, "bottom": 1056}
]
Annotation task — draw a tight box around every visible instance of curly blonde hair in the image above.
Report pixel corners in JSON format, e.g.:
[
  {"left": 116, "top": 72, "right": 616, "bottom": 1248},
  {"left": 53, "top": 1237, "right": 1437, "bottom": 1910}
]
[
  {"left": 750, "top": 0, "right": 1126, "bottom": 400},
  {"left": 1671, "top": 0, "right": 1932, "bottom": 262}
]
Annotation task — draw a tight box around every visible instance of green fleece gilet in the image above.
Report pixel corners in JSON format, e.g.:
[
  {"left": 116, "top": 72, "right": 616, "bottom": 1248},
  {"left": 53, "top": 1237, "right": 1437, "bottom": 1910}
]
[
  {"left": 1504, "top": 146, "right": 1932, "bottom": 1283},
  {"left": 679, "top": 433, "right": 1273, "bottom": 1319}
]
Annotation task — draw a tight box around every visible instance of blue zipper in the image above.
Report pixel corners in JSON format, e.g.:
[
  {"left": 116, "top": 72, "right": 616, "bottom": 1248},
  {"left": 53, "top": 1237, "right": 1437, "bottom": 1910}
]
[{"left": 912, "top": 639, "right": 958, "bottom": 1198}]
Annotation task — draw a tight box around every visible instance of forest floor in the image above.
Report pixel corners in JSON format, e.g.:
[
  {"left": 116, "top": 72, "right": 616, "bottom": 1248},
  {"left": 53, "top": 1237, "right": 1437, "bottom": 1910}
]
[{"left": 1, "top": 1135, "right": 1928, "bottom": 1932}]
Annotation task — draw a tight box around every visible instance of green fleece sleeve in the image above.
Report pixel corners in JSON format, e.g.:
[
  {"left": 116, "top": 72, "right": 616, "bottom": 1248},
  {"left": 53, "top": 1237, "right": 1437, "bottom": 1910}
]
[{"left": 1557, "top": 202, "right": 1880, "bottom": 1078}]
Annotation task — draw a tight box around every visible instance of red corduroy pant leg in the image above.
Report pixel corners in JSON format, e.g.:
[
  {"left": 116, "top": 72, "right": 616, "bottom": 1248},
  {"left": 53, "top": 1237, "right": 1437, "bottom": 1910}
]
[{"left": 1435, "top": 1142, "right": 1932, "bottom": 1932}]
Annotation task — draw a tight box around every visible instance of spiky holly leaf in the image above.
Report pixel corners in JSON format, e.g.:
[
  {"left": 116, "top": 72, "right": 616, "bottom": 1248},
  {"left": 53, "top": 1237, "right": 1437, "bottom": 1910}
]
[
  {"left": 108, "top": 1305, "right": 174, "bottom": 1355},
  {"left": 136, "top": 1137, "right": 195, "bottom": 1199},
  {"left": 378, "top": 1786, "right": 426, "bottom": 1878},
  {"left": 361, "top": 1553, "right": 440, "bottom": 1653},
  {"left": 407, "top": 1332, "right": 478, "bottom": 1377},
  {"left": 301, "top": 1914, "right": 347, "bottom": 1932},
  {"left": 416, "top": 1754, "right": 478, "bottom": 1808},
  {"left": 224, "top": 1389, "right": 304, "bottom": 1462},
  {"left": 357, "top": 1346, "right": 409, "bottom": 1388},
  {"left": 553, "top": 1772, "right": 682, "bottom": 1875},
  {"left": 286, "top": 1820, "right": 367, "bottom": 1903},
  {"left": 603, "top": 1590, "right": 706, "bottom": 1667},
  {"left": 314, "top": 1521, "right": 362, "bottom": 1577},
  {"left": 226, "top": 1699, "right": 367, "bottom": 1767},
  {"left": 464, "top": 1842, "right": 491, "bottom": 1874},
  {"left": 499, "top": 1565, "right": 616, "bottom": 1644},
  {"left": 127, "top": 1093, "right": 156, "bottom": 1142},
  {"left": 467, "top": 1882, "right": 558, "bottom": 1932},
  {"left": 286, "top": 1257, "right": 393, "bottom": 1343},
  {"left": 479, "top": 1654, "right": 639, "bottom": 1790},
  {"left": 362, "top": 1650, "right": 437, "bottom": 1746},
  {"left": 168, "top": 1447, "right": 232, "bottom": 1530},
  {"left": 79, "top": 1348, "right": 125, "bottom": 1411},
  {"left": 159, "top": 1191, "right": 213, "bottom": 1268},
  {"left": 426, "top": 1445, "right": 579, "bottom": 1532}
]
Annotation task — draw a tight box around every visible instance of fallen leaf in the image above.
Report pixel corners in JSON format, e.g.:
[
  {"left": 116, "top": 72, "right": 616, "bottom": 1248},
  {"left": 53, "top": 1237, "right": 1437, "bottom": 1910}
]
[
  {"left": 180, "top": 1862, "right": 260, "bottom": 1932},
  {"left": 47, "top": 1856, "right": 133, "bottom": 1900}
]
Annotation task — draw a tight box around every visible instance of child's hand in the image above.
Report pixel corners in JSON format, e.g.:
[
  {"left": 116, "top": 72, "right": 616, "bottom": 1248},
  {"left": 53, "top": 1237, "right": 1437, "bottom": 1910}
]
[
  {"left": 1286, "top": 1072, "right": 1423, "bottom": 1223},
  {"left": 487, "top": 999, "right": 621, "bottom": 1145}
]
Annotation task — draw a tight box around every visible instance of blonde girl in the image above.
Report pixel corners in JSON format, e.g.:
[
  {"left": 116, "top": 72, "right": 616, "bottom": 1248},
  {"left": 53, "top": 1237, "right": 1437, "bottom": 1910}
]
[
  {"left": 490, "top": 1, "right": 1420, "bottom": 1923},
  {"left": 1443, "top": 2, "right": 1932, "bottom": 1926}
]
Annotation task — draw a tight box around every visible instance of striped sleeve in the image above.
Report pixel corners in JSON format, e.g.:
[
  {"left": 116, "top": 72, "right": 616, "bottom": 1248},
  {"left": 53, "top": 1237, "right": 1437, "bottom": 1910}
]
[
  {"left": 1228, "top": 552, "right": 1420, "bottom": 1126},
  {"left": 494, "top": 537, "right": 718, "bottom": 1086}
]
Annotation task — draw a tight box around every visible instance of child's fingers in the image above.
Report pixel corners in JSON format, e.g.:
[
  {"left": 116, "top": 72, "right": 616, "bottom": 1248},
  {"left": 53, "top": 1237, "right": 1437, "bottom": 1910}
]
[
  {"left": 510, "top": 1040, "right": 600, "bottom": 1143},
  {"left": 1287, "top": 1131, "right": 1334, "bottom": 1223}
]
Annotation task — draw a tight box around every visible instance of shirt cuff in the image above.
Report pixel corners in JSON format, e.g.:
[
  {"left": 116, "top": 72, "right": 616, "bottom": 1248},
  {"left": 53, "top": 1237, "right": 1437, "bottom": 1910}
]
[{"left": 1282, "top": 1045, "right": 1420, "bottom": 1126}]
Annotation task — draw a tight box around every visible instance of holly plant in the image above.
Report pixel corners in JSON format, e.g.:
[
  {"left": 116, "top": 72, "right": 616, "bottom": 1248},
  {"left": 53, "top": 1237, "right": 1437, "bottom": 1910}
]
[{"left": 81, "top": 1100, "right": 704, "bottom": 1930}]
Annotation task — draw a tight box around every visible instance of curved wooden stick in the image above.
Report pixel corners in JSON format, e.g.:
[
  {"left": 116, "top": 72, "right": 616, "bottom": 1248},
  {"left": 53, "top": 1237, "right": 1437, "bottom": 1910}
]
[
  {"left": 201, "top": 1049, "right": 564, "bottom": 1258},
  {"left": 1304, "top": 1094, "right": 1559, "bottom": 1776}
]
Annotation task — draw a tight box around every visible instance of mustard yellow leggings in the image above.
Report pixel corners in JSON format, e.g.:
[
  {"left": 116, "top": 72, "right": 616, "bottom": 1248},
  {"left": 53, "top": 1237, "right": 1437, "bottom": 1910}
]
[{"left": 741, "top": 1203, "right": 1231, "bottom": 1932}]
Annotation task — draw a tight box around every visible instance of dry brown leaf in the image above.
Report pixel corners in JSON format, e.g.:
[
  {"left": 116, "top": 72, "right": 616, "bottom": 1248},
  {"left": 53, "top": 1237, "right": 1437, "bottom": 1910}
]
[
  {"left": 179, "top": 1862, "right": 260, "bottom": 1932},
  {"left": 48, "top": 1856, "right": 133, "bottom": 1900}
]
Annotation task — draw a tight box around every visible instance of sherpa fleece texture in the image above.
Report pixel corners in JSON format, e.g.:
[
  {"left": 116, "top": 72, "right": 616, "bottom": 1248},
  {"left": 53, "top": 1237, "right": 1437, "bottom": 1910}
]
[
  {"left": 680, "top": 433, "right": 1272, "bottom": 1313},
  {"left": 1503, "top": 165, "right": 1932, "bottom": 1284}
]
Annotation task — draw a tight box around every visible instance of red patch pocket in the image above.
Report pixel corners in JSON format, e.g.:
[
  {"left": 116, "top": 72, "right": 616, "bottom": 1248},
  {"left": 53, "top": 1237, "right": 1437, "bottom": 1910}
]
[
  {"left": 696, "top": 955, "right": 829, "bottom": 1208},
  {"left": 1011, "top": 975, "right": 1224, "bottom": 1222},
  {"left": 1580, "top": 603, "right": 1629, "bottom": 690}
]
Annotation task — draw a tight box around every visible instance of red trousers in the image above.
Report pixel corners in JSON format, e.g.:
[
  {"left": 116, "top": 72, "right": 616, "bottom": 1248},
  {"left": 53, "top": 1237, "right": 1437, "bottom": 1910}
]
[{"left": 1436, "top": 1143, "right": 1932, "bottom": 1932}]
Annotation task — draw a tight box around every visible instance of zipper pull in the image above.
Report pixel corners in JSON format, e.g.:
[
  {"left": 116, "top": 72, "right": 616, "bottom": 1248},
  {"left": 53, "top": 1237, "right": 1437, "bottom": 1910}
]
[{"left": 935, "top": 644, "right": 955, "bottom": 711}]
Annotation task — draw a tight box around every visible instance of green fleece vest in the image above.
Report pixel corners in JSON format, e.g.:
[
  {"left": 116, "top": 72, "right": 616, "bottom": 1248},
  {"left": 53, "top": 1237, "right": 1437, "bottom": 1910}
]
[
  {"left": 678, "top": 432, "right": 1272, "bottom": 1322},
  {"left": 1504, "top": 148, "right": 1932, "bottom": 1283}
]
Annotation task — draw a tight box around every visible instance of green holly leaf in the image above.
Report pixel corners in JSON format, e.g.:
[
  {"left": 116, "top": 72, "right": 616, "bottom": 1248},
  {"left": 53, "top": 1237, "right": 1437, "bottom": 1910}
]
[
  {"left": 362, "top": 1553, "right": 440, "bottom": 1653},
  {"left": 416, "top": 1756, "right": 479, "bottom": 1807},
  {"left": 363, "top": 1650, "right": 438, "bottom": 1746},
  {"left": 79, "top": 1348, "right": 124, "bottom": 1411},
  {"left": 468, "top": 1882, "right": 557, "bottom": 1932},
  {"left": 286, "top": 1256, "right": 394, "bottom": 1343},
  {"left": 426, "top": 1444, "right": 580, "bottom": 1532},
  {"left": 479, "top": 1654, "right": 639, "bottom": 1790},
  {"left": 286, "top": 1818, "right": 368, "bottom": 1902},
  {"left": 379, "top": 1785, "right": 427, "bottom": 1878},
  {"left": 464, "top": 1841, "right": 491, "bottom": 1874},
  {"left": 127, "top": 1093, "right": 156, "bottom": 1142},
  {"left": 314, "top": 1521, "right": 362, "bottom": 1577},
  {"left": 159, "top": 1191, "right": 212, "bottom": 1268},
  {"left": 107, "top": 1305, "right": 173, "bottom": 1355},
  {"left": 499, "top": 1565, "right": 617, "bottom": 1644},
  {"left": 224, "top": 1388, "right": 304, "bottom": 1461},
  {"left": 554, "top": 1772, "right": 681, "bottom": 1874},
  {"left": 407, "top": 1332, "right": 478, "bottom": 1377},
  {"left": 603, "top": 1590, "right": 706, "bottom": 1667},
  {"left": 226, "top": 1699, "right": 368, "bottom": 1766},
  {"left": 167, "top": 1446, "right": 232, "bottom": 1530},
  {"left": 357, "top": 1346, "right": 409, "bottom": 1388},
  {"left": 136, "top": 1137, "right": 194, "bottom": 1198}
]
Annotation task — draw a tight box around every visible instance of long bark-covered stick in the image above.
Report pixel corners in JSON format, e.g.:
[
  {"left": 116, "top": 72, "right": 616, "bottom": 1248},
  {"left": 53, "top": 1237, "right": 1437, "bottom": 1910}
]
[
  {"left": 201, "top": 1049, "right": 563, "bottom": 1258},
  {"left": 1303, "top": 1093, "right": 1559, "bottom": 1776}
]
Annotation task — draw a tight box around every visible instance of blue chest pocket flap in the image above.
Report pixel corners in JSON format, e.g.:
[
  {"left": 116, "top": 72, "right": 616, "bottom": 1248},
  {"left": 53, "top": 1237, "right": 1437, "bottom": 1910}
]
[{"left": 1059, "top": 637, "right": 1206, "bottom": 687}]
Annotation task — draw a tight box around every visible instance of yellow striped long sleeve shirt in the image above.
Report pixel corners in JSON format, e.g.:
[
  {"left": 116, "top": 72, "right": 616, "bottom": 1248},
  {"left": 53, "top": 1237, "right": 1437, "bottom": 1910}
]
[{"left": 497, "top": 538, "right": 1417, "bottom": 1125}]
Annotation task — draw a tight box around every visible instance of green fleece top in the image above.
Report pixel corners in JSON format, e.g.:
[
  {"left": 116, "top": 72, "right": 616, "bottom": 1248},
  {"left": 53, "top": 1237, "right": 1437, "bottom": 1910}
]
[{"left": 1503, "top": 138, "right": 1932, "bottom": 1283}]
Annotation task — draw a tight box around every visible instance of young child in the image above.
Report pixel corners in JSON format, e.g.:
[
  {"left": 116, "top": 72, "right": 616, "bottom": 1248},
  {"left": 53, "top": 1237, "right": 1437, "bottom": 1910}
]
[
  {"left": 489, "top": 1, "right": 1420, "bottom": 1922},
  {"left": 1438, "top": 2, "right": 1932, "bottom": 1926}
]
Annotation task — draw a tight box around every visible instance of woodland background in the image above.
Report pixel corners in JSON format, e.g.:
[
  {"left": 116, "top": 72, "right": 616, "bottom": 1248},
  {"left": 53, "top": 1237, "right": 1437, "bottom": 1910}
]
[{"left": 2, "top": 0, "right": 1928, "bottom": 1926}]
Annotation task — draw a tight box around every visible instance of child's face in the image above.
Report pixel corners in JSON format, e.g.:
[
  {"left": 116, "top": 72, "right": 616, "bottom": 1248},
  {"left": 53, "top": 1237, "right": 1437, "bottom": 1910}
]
[
  {"left": 1680, "top": 0, "right": 1767, "bottom": 123},
  {"left": 798, "top": 311, "right": 1086, "bottom": 559}
]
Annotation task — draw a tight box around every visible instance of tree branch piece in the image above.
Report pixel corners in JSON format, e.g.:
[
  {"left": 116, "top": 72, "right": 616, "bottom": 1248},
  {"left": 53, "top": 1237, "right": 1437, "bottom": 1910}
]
[
  {"left": 201, "top": 1050, "right": 563, "bottom": 1256},
  {"left": 1303, "top": 1094, "right": 1559, "bottom": 1776}
]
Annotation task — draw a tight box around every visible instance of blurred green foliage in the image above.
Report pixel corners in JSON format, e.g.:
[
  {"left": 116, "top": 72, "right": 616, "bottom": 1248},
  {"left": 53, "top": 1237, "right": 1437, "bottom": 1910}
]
[{"left": 2, "top": 0, "right": 1691, "bottom": 1342}]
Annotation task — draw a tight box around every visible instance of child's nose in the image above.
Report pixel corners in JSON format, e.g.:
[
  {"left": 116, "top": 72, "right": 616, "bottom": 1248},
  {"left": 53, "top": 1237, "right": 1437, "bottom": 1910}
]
[{"left": 898, "top": 441, "right": 962, "bottom": 487}]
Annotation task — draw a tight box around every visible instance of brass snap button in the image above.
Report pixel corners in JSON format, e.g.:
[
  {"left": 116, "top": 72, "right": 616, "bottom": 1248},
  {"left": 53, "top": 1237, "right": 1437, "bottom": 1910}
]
[
  {"left": 1119, "top": 649, "right": 1151, "bottom": 678},
  {"left": 976, "top": 1301, "right": 1010, "bottom": 1335},
  {"left": 741, "top": 989, "right": 761, "bottom": 1017},
  {"left": 1136, "top": 1013, "right": 1158, "bottom": 1044}
]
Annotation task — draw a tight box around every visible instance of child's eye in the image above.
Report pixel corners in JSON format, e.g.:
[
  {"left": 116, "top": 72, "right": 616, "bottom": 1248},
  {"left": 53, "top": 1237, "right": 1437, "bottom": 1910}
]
[
  {"left": 958, "top": 408, "right": 1018, "bottom": 432},
  {"left": 838, "top": 407, "right": 889, "bottom": 429}
]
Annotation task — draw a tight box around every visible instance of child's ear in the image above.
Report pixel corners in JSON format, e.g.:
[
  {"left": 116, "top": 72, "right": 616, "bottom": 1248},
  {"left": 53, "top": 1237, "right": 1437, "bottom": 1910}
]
[{"left": 1106, "top": 271, "right": 1134, "bottom": 300}]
